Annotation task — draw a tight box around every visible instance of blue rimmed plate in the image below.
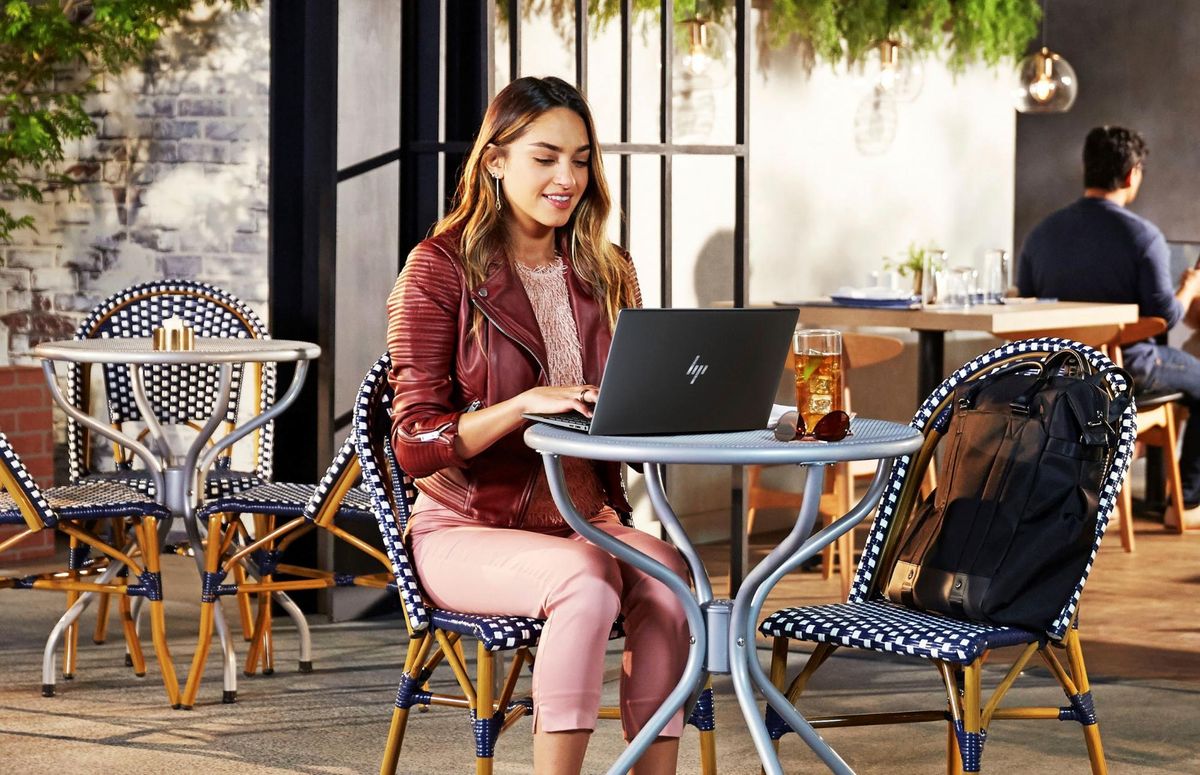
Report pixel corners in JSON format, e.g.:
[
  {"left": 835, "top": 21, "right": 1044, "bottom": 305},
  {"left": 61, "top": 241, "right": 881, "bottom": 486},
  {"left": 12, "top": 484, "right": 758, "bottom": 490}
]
[{"left": 829, "top": 294, "right": 921, "bottom": 309}]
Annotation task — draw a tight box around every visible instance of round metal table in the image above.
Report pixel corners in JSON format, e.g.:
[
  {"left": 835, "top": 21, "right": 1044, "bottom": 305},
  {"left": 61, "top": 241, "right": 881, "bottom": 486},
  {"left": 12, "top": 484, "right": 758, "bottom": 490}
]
[
  {"left": 525, "top": 415, "right": 923, "bottom": 775},
  {"left": 32, "top": 336, "right": 320, "bottom": 705}
]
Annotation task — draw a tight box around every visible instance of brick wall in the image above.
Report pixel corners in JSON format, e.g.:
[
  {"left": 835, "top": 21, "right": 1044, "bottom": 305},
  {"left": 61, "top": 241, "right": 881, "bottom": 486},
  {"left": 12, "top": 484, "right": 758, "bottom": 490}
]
[
  {"left": 0, "top": 365, "right": 56, "bottom": 560},
  {"left": 0, "top": 2, "right": 270, "bottom": 366}
]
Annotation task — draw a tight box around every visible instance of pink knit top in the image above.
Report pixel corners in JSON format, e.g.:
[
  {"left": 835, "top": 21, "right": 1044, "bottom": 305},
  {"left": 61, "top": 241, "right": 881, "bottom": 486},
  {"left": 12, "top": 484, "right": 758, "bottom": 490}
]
[{"left": 409, "top": 257, "right": 608, "bottom": 535}]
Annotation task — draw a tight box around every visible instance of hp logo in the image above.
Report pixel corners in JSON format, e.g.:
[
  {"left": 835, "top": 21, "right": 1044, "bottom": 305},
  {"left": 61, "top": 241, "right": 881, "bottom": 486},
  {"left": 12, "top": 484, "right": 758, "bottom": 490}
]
[{"left": 686, "top": 355, "right": 709, "bottom": 385}]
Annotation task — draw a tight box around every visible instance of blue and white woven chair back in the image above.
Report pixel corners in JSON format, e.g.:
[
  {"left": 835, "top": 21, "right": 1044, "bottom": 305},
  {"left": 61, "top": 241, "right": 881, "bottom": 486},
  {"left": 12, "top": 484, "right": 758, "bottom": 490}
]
[
  {"left": 300, "top": 434, "right": 360, "bottom": 520},
  {"left": 0, "top": 433, "right": 55, "bottom": 529},
  {"left": 352, "top": 353, "right": 427, "bottom": 634},
  {"left": 66, "top": 280, "right": 276, "bottom": 482},
  {"left": 847, "top": 338, "right": 1136, "bottom": 641}
]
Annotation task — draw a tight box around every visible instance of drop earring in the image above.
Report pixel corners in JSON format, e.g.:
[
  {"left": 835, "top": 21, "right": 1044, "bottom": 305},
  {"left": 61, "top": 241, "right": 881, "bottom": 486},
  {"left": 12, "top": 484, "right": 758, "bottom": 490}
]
[{"left": 492, "top": 173, "right": 502, "bottom": 212}]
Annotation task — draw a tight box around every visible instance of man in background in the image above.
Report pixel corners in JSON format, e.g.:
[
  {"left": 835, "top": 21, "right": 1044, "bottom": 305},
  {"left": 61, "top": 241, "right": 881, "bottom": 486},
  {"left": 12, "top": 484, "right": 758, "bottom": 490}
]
[{"left": 1018, "top": 125, "right": 1200, "bottom": 528}]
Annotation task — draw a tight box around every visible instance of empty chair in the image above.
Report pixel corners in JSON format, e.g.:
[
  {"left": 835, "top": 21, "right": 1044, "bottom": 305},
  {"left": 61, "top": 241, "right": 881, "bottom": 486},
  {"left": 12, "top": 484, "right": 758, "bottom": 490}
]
[
  {"left": 178, "top": 434, "right": 388, "bottom": 707},
  {"left": 353, "top": 355, "right": 716, "bottom": 775},
  {"left": 0, "top": 432, "right": 179, "bottom": 705},
  {"left": 66, "top": 279, "right": 275, "bottom": 498},
  {"left": 757, "top": 339, "right": 1134, "bottom": 773},
  {"left": 63, "top": 280, "right": 277, "bottom": 663}
]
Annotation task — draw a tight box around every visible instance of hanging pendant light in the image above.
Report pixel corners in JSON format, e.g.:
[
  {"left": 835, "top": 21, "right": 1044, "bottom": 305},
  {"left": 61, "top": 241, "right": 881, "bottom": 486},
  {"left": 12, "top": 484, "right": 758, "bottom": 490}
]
[
  {"left": 876, "top": 39, "right": 923, "bottom": 103},
  {"left": 675, "top": 7, "right": 734, "bottom": 88},
  {"left": 1013, "top": 2, "right": 1078, "bottom": 113}
]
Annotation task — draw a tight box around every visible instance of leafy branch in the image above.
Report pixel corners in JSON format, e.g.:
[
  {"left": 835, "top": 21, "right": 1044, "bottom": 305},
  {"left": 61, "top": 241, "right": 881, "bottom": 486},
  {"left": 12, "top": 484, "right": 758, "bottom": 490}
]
[
  {"left": 0, "top": 0, "right": 248, "bottom": 244},
  {"left": 506, "top": 1, "right": 1040, "bottom": 71}
]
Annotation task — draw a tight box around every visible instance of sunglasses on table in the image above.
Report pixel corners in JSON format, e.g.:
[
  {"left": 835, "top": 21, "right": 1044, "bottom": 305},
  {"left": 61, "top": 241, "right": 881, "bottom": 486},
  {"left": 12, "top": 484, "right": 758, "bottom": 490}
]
[{"left": 772, "top": 410, "right": 854, "bottom": 443}]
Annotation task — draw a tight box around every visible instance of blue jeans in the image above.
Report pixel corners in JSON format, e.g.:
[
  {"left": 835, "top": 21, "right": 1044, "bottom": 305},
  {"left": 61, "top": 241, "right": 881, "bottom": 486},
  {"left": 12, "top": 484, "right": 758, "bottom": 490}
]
[{"left": 1135, "top": 344, "right": 1200, "bottom": 506}]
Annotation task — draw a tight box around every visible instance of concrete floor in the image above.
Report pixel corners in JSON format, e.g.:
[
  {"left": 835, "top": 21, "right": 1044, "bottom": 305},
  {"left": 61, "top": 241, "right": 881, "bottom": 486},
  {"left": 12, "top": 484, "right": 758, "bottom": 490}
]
[{"left": 1, "top": 517, "right": 1198, "bottom": 774}]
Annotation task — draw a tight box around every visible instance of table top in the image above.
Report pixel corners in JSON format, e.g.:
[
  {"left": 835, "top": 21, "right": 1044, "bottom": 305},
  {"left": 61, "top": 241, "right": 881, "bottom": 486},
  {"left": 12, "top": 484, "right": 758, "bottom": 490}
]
[
  {"left": 33, "top": 337, "right": 321, "bottom": 364},
  {"left": 781, "top": 300, "right": 1138, "bottom": 333},
  {"left": 525, "top": 417, "right": 923, "bottom": 466}
]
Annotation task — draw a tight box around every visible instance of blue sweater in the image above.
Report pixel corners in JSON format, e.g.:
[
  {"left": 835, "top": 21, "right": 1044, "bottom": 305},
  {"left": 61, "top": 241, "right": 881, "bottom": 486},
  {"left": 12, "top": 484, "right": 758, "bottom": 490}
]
[{"left": 1016, "top": 197, "right": 1179, "bottom": 376}]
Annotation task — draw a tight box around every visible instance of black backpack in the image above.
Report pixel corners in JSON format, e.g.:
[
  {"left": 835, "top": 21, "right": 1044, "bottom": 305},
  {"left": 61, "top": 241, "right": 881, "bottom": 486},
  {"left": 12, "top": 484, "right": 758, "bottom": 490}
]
[{"left": 884, "top": 350, "right": 1132, "bottom": 633}]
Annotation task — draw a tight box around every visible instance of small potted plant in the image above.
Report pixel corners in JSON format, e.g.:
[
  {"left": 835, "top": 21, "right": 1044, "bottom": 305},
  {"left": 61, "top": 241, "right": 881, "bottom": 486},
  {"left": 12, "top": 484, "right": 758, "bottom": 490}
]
[{"left": 883, "top": 242, "right": 935, "bottom": 297}]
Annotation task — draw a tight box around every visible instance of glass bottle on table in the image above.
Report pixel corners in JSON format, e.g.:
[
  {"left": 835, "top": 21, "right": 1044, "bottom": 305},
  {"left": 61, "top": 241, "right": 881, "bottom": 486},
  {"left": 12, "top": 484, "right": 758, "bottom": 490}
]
[{"left": 921, "top": 249, "right": 947, "bottom": 307}]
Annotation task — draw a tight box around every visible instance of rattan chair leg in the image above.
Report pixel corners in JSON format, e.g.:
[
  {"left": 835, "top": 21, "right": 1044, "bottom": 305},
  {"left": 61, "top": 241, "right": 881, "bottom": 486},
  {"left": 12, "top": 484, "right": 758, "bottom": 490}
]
[
  {"left": 381, "top": 634, "right": 432, "bottom": 774},
  {"left": 118, "top": 593, "right": 147, "bottom": 676},
  {"left": 946, "top": 724, "right": 964, "bottom": 775},
  {"left": 1064, "top": 631, "right": 1108, "bottom": 775},
  {"left": 475, "top": 641, "right": 495, "bottom": 775},
  {"left": 92, "top": 588, "right": 111, "bottom": 644},
  {"left": 243, "top": 592, "right": 271, "bottom": 676},
  {"left": 1163, "top": 405, "right": 1186, "bottom": 535},
  {"left": 960, "top": 660, "right": 983, "bottom": 773},
  {"left": 138, "top": 516, "right": 180, "bottom": 708},
  {"left": 180, "top": 514, "right": 225, "bottom": 709},
  {"left": 233, "top": 562, "right": 254, "bottom": 640}
]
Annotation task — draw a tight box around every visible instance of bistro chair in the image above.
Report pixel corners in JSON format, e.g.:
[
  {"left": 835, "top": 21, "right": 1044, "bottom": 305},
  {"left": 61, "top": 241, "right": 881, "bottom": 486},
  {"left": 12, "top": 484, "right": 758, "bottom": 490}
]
[
  {"left": 178, "top": 434, "right": 389, "bottom": 707},
  {"left": 63, "top": 280, "right": 276, "bottom": 658},
  {"left": 757, "top": 339, "right": 1134, "bottom": 774},
  {"left": 66, "top": 279, "right": 275, "bottom": 497},
  {"left": 997, "top": 317, "right": 1179, "bottom": 551},
  {"left": 747, "top": 332, "right": 906, "bottom": 596},
  {"left": 353, "top": 354, "right": 716, "bottom": 775},
  {"left": 0, "top": 432, "right": 180, "bottom": 706}
]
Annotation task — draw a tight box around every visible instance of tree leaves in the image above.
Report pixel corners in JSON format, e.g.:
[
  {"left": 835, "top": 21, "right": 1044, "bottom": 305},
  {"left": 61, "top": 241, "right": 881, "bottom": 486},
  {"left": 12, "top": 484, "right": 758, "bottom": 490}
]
[{"left": 0, "top": 0, "right": 250, "bottom": 243}]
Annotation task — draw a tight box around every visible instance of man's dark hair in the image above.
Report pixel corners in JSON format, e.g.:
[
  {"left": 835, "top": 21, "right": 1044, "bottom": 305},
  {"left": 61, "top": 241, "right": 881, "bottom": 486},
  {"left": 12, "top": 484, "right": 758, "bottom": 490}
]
[{"left": 1083, "top": 126, "right": 1148, "bottom": 190}]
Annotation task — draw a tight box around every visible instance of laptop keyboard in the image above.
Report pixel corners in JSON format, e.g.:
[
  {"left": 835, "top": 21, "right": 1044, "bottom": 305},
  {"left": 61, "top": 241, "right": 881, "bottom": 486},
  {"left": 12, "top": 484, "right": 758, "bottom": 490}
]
[{"left": 524, "top": 410, "right": 592, "bottom": 432}]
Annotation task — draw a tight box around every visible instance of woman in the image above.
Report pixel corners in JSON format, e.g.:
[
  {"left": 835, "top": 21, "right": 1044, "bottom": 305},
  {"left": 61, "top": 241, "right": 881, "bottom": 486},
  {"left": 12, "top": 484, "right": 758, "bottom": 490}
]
[{"left": 386, "top": 76, "right": 690, "bottom": 775}]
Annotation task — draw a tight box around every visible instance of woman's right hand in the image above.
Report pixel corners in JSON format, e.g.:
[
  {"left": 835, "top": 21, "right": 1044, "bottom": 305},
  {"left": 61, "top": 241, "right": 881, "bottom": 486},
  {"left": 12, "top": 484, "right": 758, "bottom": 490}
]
[{"left": 519, "top": 384, "right": 599, "bottom": 417}]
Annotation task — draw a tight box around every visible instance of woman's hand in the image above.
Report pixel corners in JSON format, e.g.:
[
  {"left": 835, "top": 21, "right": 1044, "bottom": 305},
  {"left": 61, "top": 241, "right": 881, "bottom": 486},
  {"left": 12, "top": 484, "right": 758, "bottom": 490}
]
[
  {"left": 519, "top": 384, "right": 599, "bottom": 417},
  {"left": 454, "top": 384, "right": 598, "bottom": 460}
]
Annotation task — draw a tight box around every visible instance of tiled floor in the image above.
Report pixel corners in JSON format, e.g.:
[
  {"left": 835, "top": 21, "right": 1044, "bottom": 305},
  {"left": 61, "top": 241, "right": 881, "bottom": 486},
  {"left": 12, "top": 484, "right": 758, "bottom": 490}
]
[{"left": 1, "top": 517, "right": 1197, "bottom": 774}]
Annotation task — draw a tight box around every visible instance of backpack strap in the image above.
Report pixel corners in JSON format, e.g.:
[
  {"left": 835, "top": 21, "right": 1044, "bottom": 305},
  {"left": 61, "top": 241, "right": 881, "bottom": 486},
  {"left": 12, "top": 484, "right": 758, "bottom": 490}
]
[{"left": 1009, "top": 350, "right": 1091, "bottom": 415}]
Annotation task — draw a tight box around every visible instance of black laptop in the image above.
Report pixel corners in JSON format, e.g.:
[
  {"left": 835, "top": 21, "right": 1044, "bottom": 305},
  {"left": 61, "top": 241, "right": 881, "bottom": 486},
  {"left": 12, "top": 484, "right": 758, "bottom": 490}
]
[{"left": 523, "top": 307, "right": 798, "bottom": 435}]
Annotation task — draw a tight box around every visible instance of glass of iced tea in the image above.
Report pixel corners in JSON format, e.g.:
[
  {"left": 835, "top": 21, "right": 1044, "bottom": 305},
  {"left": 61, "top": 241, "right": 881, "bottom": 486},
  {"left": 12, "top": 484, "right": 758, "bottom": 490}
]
[{"left": 793, "top": 329, "right": 843, "bottom": 431}]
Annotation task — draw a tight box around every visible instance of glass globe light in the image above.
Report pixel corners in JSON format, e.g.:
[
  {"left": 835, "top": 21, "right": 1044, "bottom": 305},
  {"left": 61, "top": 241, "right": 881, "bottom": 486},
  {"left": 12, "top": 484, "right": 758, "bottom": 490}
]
[
  {"left": 854, "top": 86, "right": 898, "bottom": 156},
  {"left": 876, "top": 40, "right": 923, "bottom": 103},
  {"left": 676, "top": 15, "right": 734, "bottom": 88},
  {"left": 1013, "top": 47, "right": 1078, "bottom": 113}
]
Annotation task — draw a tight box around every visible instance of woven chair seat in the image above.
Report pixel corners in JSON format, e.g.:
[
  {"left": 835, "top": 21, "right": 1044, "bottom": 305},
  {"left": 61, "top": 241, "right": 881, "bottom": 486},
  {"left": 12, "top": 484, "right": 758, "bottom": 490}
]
[
  {"left": 1, "top": 482, "right": 169, "bottom": 526},
  {"left": 759, "top": 599, "right": 1041, "bottom": 665},
  {"left": 196, "top": 482, "right": 374, "bottom": 521},
  {"left": 430, "top": 610, "right": 626, "bottom": 653},
  {"left": 82, "top": 470, "right": 265, "bottom": 500}
]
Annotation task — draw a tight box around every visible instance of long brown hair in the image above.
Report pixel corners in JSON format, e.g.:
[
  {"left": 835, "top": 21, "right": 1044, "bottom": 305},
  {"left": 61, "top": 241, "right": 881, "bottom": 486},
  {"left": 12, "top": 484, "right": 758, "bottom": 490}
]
[{"left": 433, "top": 76, "right": 635, "bottom": 328}]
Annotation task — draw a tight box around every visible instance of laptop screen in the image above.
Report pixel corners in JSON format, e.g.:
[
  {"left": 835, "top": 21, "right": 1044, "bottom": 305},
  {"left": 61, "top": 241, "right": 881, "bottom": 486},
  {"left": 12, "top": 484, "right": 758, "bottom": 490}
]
[{"left": 1168, "top": 241, "right": 1200, "bottom": 289}]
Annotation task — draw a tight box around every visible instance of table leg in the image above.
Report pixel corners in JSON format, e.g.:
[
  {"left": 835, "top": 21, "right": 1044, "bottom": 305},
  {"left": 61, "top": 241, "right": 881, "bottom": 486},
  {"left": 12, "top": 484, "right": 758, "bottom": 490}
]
[
  {"left": 543, "top": 454, "right": 710, "bottom": 775},
  {"left": 729, "top": 464, "right": 748, "bottom": 596},
  {"left": 917, "top": 329, "right": 946, "bottom": 402},
  {"left": 727, "top": 466, "right": 855, "bottom": 775}
]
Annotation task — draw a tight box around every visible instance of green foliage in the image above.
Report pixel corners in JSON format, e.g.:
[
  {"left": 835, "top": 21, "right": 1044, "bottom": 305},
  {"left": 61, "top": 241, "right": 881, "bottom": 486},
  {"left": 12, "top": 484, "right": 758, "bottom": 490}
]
[
  {"left": 0, "top": 0, "right": 247, "bottom": 244},
  {"left": 513, "top": 1, "right": 1040, "bottom": 70},
  {"left": 884, "top": 240, "right": 942, "bottom": 277}
]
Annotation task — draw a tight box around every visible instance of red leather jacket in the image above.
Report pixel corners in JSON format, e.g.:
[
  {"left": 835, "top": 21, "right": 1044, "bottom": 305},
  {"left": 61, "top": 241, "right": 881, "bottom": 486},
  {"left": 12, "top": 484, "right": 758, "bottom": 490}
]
[{"left": 385, "top": 229, "right": 635, "bottom": 527}]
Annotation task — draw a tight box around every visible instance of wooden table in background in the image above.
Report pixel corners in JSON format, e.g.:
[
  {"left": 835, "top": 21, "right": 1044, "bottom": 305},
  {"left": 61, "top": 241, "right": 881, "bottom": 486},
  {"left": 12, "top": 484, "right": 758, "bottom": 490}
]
[{"left": 783, "top": 300, "right": 1139, "bottom": 399}]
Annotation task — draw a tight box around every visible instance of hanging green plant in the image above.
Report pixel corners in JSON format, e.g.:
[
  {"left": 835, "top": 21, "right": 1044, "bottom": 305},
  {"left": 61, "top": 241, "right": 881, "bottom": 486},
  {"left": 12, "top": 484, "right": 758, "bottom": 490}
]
[
  {"left": 506, "top": 1, "right": 1040, "bottom": 72},
  {"left": 0, "top": 0, "right": 249, "bottom": 244}
]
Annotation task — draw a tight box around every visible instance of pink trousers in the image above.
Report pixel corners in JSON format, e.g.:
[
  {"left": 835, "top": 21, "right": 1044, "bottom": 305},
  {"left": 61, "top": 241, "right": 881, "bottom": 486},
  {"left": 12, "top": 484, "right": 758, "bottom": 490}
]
[{"left": 410, "top": 506, "right": 691, "bottom": 739}]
